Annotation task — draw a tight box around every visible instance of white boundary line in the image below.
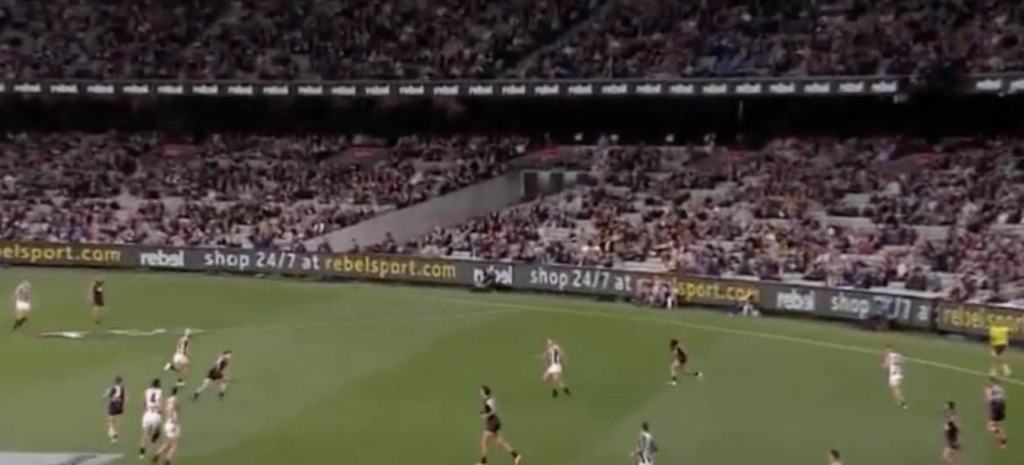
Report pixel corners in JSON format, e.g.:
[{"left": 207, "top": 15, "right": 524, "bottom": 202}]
[
  {"left": 35, "top": 309, "right": 511, "bottom": 340},
  {"left": 440, "top": 297, "right": 1024, "bottom": 388},
  {"left": 193, "top": 308, "right": 512, "bottom": 335}
]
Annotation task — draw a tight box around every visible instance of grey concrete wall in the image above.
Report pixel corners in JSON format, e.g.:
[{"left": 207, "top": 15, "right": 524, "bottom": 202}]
[{"left": 306, "top": 172, "right": 522, "bottom": 250}]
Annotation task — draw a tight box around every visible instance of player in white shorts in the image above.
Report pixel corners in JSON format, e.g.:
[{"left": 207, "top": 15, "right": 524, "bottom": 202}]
[
  {"left": 633, "top": 422, "right": 657, "bottom": 465},
  {"left": 12, "top": 280, "right": 31, "bottom": 331},
  {"left": 882, "top": 345, "right": 907, "bottom": 409},
  {"left": 541, "top": 339, "right": 571, "bottom": 398},
  {"left": 163, "top": 329, "right": 192, "bottom": 387},
  {"left": 153, "top": 387, "right": 181, "bottom": 465},
  {"left": 139, "top": 379, "right": 163, "bottom": 458}
]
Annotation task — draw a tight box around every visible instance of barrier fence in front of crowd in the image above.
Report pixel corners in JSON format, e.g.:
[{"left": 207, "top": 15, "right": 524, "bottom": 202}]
[{"left": 2, "top": 241, "right": 1021, "bottom": 344}]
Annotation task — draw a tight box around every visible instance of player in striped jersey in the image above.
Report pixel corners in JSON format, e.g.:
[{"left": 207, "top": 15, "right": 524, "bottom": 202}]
[
  {"left": 193, "top": 350, "right": 232, "bottom": 401},
  {"left": 152, "top": 387, "right": 181, "bottom": 465},
  {"left": 541, "top": 339, "right": 570, "bottom": 398},
  {"left": 633, "top": 422, "right": 657, "bottom": 465},
  {"left": 104, "top": 376, "right": 126, "bottom": 443},
  {"left": 985, "top": 377, "right": 1008, "bottom": 449},
  {"left": 12, "top": 280, "right": 30, "bottom": 331},
  {"left": 882, "top": 345, "right": 907, "bottom": 409},
  {"left": 139, "top": 379, "right": 163, "bottom": 459},
  {"left": 163, "top": 329, "right": 192, "bottom": 387},
  {"left": 476, "top": 385, "right": 521, "bottom": 465}
]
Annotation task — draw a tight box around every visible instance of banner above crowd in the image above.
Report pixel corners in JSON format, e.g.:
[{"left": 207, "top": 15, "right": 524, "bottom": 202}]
[
  {"left": 0, "top": 73, "right": 1021, "bottom": 98},
  {"left": 1, "top": 240, "right": 1021, "bottom": 343}
]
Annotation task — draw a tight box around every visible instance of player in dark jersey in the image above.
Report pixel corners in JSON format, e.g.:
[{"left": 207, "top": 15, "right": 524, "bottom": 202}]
[
  {"left": 192, "top": 351, "right": 232, "bottom": 401},
  {"left": 90, "top": 279, "right": 105, "bottom": 325},
  {"left": 105, "top": 376, "right": 126, "bottom": 443},
  {"left": 985, "top": 377, "right": 1008, "bottom": 449},
  {"left": 943, "top": 401, "right": 961, "bottom": 465},
  {"left": 669, "top": 339, "right": 702, "bottom": 385},
  {"left": 477, "top": 386, "right": 521, "bottom": 465}
]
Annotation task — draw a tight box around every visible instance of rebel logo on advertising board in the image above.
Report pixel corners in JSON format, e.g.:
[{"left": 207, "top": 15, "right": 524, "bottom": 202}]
[
  {"left": 775, "top": 289, "right": 815, "bottom": 312},
  {"left": 473, "top": 265, "right": 513, "bottom": 286},
  {"left": 139, "top": 250, "right": 185, "bottom": 269}
]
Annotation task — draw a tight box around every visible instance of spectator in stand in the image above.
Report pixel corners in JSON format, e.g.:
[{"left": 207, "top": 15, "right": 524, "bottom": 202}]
[
  {"left": 408, "top": 136, "right": 1024, "bottom": 305},
  {"left": 516, "top": 0, "right": 1024, "bottom": 79},
  {"left": 0, "top": 132, "right": 529, "bottom": 248},
  {"left": 2, "top": 0, "right": 1023, "bottom": 80}
]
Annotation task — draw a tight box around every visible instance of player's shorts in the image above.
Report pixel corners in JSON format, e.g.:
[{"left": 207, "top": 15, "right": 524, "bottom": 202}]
[
  {"left": 93, "top": 296, "right": 104, "bottom": 307},
  {"left": 674, "top": 355, "right": 687, "bottom": 365},
  {"left": 485, "top": 416, "right": 502, "bottom": 433},
  {"left": 545, "top": 363, "right": 563, "bottom": 376},
  {"left": 207, "top": 369, "right": 224, "bottom": 381},
  {"left": 108, "top": 402, "right": 124, "bottom": 416},
  {"left": 163, "top": 421, "right": 181, "bottom": 440},
  {"left": 888, "top": 374, "right": 903, "bottom": 388},
  {"left": 993, "top": 344, "right": 1007, "bottom": 356},
  {"left": 142, "top": 412, "right": 162, "bottom": 431},
  {"left": 946, "top": 441, "right": 960, "bottom": 451},
  {"left": 172, "top": 353, "right": 189, "bottom": 366},
  {"left": 990, "top": 402, "right": 1006, "bottom": 422},
  {"left": 15, "top": 300, "right": 30, "bottom": 313}
]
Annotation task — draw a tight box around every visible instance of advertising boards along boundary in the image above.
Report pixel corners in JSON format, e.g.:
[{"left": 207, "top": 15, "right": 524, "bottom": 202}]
[
  {"left": 1, "top": 73, "right": 1023, "bottom": 98},
  {"left": 0, "top": 240, "right": 1020, "bottom": 344}
]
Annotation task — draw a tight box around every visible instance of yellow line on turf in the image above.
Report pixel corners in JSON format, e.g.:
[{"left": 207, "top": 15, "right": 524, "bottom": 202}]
[{"left": 440, "top": 297, "right": 1024, "bottom": 388}]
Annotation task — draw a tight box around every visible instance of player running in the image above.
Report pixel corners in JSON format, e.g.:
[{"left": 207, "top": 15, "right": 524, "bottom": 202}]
[
  {"left": 632, "top": 422, "right": 657, "bottom": 465},
  {"left": 12, "top": 280, "right": 30, "bottom": 331},
  {"left": 476, "top": 385, "right": 521, "bottom": 465},
  {"left": 193, "top": 350, "right": 232, "bottom": 401},
  {"left": 139, "top": 379, "right": 163, "bottom": 459},
  {"left": 90, "top": 279, "right": 105, "bottom": 325},
  {"left": 882, "top": 345, "right": 908, "bottom": 409},
  {"left": 541, "top": 339, "right": 570, "bottom": 398},
  {"left": 104, "top": 376, "right": 126, "bottom": 443},
  {"left": 152, "top": 387, "right": 181, "bottom": 465},
  {"left": 989, "top": 325, "right": 1011, "bottom": 376},
  {"left": 985, "top": 377, "right": 1008, "bottom": 449},
  {"left": 943, "top": 401, "right": 961, "bottom": 465},
  {"left": 669, "top": 339, "right": 702, "bottom": 385},
  {"left": 163, "top": 329, "right": 192, "bottom": 386}
]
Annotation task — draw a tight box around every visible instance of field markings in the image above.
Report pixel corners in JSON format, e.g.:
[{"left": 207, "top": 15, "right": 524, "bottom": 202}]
[
  {"left": 34, "top": 309, "right": 512, "bottom": 341},
  {"left": 440, "top": 297, "right": 1024, "bottom": 388},
  {"left": 190, "top": 308, "right": 513, "bottom": 335}
]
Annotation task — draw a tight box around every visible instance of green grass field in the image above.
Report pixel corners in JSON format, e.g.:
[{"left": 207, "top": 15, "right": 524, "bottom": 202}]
[{"left": 1, "top": 268, "right": 1021, "bottom": 465}]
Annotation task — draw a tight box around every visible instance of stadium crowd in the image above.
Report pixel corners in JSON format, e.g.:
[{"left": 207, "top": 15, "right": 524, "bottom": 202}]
[
  {"left": 2, "top": 0, "right": 1022, "bottom": 79},
  {"left": 0, "top": 132, "right": 528, "bottom": 248},
  {"left": 411, "top": 137, "right": 1024, "bottom": 303},
  {"left": 3, "top": 126, "right": 1023, "bottom": 303}
]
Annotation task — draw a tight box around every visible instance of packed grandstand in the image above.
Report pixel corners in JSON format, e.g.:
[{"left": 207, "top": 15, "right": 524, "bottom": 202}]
[
  {"left": 1, "top": 0, "right": 1023, "bottom": 308},
  {"left": 1, "top": 0, "right": 1021, "bottom": 79}
]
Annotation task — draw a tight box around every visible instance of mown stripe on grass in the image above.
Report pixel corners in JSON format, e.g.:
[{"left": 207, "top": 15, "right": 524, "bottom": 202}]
[{"left": 439, "top": 297, "right": 1024, "bottom": 388}]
